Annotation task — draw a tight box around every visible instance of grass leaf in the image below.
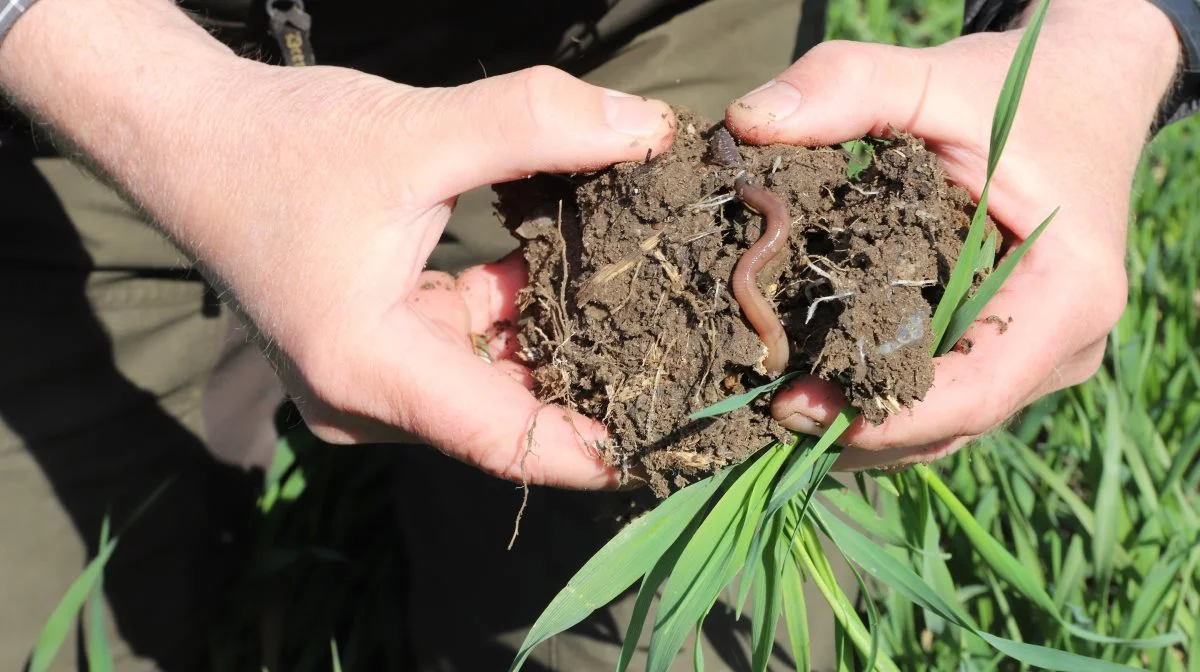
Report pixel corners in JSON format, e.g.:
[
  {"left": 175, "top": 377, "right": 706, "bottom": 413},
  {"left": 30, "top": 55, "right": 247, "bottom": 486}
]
[
  {"left": 688, "top": 373, "right": 799, "bottom": 420},
  {"left": 811, "top": 501, "right": 1146, "bottom": 671},
  {"left": 85, "top": 516, "right": 114, "bottom": 672},
  {"left": 987, "top": 0, "right": 1050, "bottom": 177},
  {"left": 646, "top": 444, "right": 789, "bottom": 671},
  {"left": 938, "top": 208, "right": 1057, "bottom": 354},
  {"left": 751, "top": 512, "right": 787, "bottom": 672},
  {"left": 781, "top": 550, "right": 811, "bottom": 672},
  {"left": 510, "top": 467, "right": 735, "bottom": 671},
  {"left": 29, "top": 537, "right": 119, "bottom": 672}
]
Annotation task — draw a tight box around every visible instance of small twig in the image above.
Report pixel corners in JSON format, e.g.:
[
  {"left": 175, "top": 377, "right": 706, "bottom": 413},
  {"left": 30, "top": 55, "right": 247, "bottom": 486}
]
[
  {"left": 891, "top": 279, "right": 937, "bottom": 288},
  {"left": 806, "top": 291, "right": 856, "bottom": 324},
  {"left": 687, "top": 193, "right": 738, "bottom": 210}
]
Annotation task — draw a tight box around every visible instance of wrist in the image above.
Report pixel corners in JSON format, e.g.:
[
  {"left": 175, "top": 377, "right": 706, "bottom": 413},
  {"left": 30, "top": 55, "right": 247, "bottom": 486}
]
[{"left": 1028, "top": 0, "right": 1181, "bottom": 116}]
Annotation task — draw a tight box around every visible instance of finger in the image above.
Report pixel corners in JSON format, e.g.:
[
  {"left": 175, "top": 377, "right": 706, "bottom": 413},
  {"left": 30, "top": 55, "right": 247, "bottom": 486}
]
[
  {"left": 457, "top": 252, "right": 526, "bottom": 360},
  {"left": 408, "top": 270, "right": 471, "bottom": 339},
  {"left": 398, "top": 66, "right": 677, "bottom": 203},
  {"left": 456, "top": 252, "right": 526, "bottom": 333},
  {"left": 377, "top": 323, "right": 618, "bottom": 489},
  {"left": 833, "top": 434, "right": 975, "bottom": 472},
  {"left": 725, "top": 40, "right": 989, "bottom": 151}
]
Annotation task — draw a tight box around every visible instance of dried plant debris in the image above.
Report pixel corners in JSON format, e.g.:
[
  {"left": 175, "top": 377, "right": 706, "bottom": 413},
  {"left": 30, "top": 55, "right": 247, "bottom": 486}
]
[{"left": 495, "top": 108, "right": 975, "bottom": 495}]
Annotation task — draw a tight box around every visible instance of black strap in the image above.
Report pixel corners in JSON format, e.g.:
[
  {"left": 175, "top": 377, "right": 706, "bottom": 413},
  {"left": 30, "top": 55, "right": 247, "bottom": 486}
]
[{"left": 265, "top": 0, "right": 316, "bottom": 67}]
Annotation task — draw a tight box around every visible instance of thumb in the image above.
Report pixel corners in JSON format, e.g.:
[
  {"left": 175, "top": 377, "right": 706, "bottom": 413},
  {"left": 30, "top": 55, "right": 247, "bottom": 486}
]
[
  {"left": 398, "top": 65, "right": 677, "bottom": 203},
  {"left": 725, "top": 40, "right": 985, "bottom": 148}
]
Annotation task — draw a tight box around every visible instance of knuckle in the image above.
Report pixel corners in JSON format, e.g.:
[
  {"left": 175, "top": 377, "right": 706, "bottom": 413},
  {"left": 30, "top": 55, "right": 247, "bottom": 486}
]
[
  {"left": 801, "top": 40, "right": 878, "bottom": 88},
  {"left": 509, "top": 65, "right": 572, "bottom": 129}
]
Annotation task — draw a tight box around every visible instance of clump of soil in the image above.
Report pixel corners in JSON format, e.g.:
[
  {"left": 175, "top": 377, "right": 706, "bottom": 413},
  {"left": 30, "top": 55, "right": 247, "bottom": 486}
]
[{"left": 495, "top": 108, "right": 976, "bottom": 495}]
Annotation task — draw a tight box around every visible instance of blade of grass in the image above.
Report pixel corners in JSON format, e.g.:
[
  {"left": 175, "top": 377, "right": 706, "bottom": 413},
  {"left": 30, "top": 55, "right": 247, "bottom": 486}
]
[
  {"left": 781, "top": 552, "right": 811, "bottom": 672},
  {"left": 938, "top": 209, "right": 1057, "bottom": 354},
  {"left": 751, "top": 512, "right": 786, "bottom": 672},
  {"left": 986, "top": 0, "right": 1050, "bottom": 177},
  {"left": 85, "top": 516, "right": 114, "bottom": 672},
  {"left": 739, "top": 415, "right": 849, "bottom": 614},
  {"left": 616, "top": 490, "right": 712, "bottom": 672},
  {"left": 29, "top": 481, "right": 172, "bottom": 672},
  {"left": 510, "top": 466, "right": 735, "bottom": 671},
  {"left": 646, "top": 442, "right": 789, "bottom": 672},
  {"left": 916, "top": 464, "right": 1184, "bottom": 648},
  {"left": 29, "top": 536, "right": 119, "bottom": 672},
  {"left": 1094, "top": 385, "right": 1125, "bottom": 599},
  {"left": 931, "top": 184, "right": 991, "bottom": 345},
  {"left": 688, "top": 373, "right": 799, "bottom": 420},
  {"left": 792, "top": 514, "right": 901, "bottom": 672},
  {"left": 810, "top": 501, "right": 1148, "bottom": 671}
]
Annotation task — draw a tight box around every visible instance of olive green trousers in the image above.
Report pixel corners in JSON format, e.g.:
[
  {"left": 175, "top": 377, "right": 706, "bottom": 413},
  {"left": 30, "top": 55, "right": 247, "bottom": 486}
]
[{"left": 0, "top": 0, "right": 849, "bottom": 669}]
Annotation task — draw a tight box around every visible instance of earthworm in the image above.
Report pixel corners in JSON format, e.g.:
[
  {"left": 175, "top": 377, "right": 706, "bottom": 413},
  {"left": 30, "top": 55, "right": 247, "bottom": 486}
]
[
  {"left": 731, "top": 176, "right": 791, "bottom": 376},
  {"left": 708, "top": 127, "right": 792, "bottom": 376}
]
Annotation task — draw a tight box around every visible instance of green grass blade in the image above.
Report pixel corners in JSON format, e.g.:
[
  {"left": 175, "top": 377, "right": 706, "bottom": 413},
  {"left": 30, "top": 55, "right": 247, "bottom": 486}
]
[
  {"left": 646, "top": 443, "right": 789, "bottom": 672},
  {"left": 688, "top": 373, "right": 799, "bottom": 420},
  {"left": 931, "top": 184, "right": 991, "bottom": 347},
  {"left": 29, "top": 481, "right": 171, "bottom": 672},
  {"left": 29, "top": 536, "right": 120, "bottom": 672},
  {"left": 331, "top": 640, "right": 343, "bottom": 672},
  {"left": 85, "top": 516, "right": 114, "bottom": 672},
  {"left": 987, "top": 0, "right": 1050, "bottom": 177},
  {"left": 1052, "top": 535, "right": 1087, "bottom": 611},
  {"left": 781, "top": 551, "right": 811, "bottom": 672},
  {"left": 819, "top": 488, "right": 908, "bottom": 548},
  {"left": 1118, "top": 543, "right": 1190, "bottom": 644},
  {"left": 617, "top": 499, "right": 711, "bottom": 672},
  {"left": 917, "top": 464, "right": 1182, "bottom": 648},
  {"left": 766, "top": 409, "right": 855, "bottom": 514},
  {"left": 811, "top": 502, "right": 1145, "bottom": 671},
  {"left": 510, "top": 467, "right": 734, "bottom": 671},
  {"left": 938, "top": 208, "right": 1057, "bottom": 354},
  {"left": 1094, "top": 385, "right": 1125, "bottom": 596},
  {"left": 738, "top": 414, "right": 851, "bottom": 613},
  {"left": 793, "top": 516, "right": 901, "bottom": 672},
  {"left": 751, "top": 513, "right": 786, "bottom": 672},
  {"left": 915, "top": 465, "right": 1057, "bottom": 614}
]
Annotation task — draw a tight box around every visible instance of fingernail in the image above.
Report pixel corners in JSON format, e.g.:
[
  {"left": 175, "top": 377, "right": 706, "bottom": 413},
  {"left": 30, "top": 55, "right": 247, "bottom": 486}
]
[
  {"left": 736, "top": 80, "right": 802, "bottom": 121},
  {"left": 780, "top": 412, "right": 822, "bottom": 435},
  {"left": 603, "top": 91, "right": 668, "bottom": 137}
]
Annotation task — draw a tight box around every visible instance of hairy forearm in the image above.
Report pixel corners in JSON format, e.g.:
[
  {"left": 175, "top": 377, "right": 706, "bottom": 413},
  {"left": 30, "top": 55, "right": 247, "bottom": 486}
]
[{"left": 0, "top": 0, "right": 255, "bottom": 244}]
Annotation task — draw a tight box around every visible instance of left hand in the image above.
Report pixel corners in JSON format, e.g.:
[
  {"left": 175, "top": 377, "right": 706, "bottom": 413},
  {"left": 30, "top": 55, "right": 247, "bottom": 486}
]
[{"left": 725, "top": 0, "right": 1181, "bottom": 470}]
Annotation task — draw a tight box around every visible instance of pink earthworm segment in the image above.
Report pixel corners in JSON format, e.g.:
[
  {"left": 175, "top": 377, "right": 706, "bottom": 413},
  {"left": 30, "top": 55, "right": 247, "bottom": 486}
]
[{"left": 732, "top": 175, "right": 791, "bottom": 377}]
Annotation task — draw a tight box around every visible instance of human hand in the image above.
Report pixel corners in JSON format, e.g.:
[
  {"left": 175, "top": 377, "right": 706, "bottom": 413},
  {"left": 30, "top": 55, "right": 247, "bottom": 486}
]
[
  {"left": 0, "top": 0, "right": 676, "bottom": 488},
  {"left": 725, "top": 0, "right": 1181, "bottom": 470},
  {"left": 184, "top": 65, "right": 676, "bottom": 489}
]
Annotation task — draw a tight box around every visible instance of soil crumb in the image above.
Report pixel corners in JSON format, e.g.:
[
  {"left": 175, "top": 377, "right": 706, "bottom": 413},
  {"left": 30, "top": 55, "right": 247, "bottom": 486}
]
[{"left": 495, "top": 108, "right": 976, "bottom": 495}]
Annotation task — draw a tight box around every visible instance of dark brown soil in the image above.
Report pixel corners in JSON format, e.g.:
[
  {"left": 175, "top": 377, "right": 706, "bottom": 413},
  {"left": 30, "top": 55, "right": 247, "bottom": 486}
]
[{"left": 494, "top": 109, "right": 976, "bottom": 495}]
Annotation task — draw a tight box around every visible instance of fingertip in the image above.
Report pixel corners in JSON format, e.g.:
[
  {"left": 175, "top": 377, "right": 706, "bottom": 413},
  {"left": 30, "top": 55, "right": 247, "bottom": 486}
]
[{"left": 770, "top": 376, "right": 847, "bottom": 426}]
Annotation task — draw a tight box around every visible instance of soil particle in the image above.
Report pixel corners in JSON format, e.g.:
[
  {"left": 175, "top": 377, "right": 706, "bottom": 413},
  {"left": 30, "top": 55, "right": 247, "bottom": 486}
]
[{"left": 495, "top": 109, "right": 977, "bottom": 495}]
